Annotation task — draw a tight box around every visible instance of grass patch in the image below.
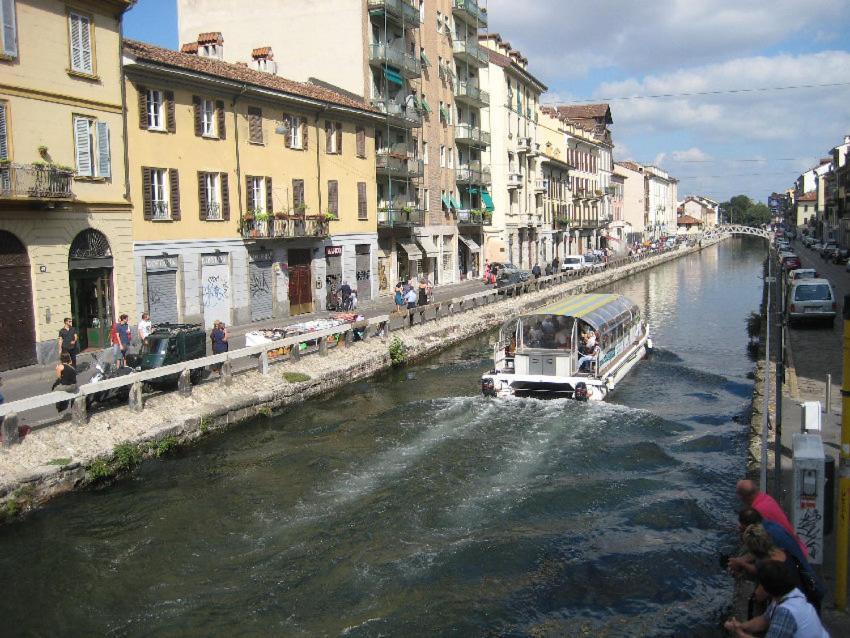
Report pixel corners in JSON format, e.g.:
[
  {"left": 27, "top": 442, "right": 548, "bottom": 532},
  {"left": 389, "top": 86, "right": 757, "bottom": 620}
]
[
  {"left": 257, "top": 406, "right": 273, "bottom": 418},
  {"left": 388, "top": 337, "right": 407, "bottom": 366},
  {"left": 282, "top": 372, "right": 311, "bottom": 383},
  {"left": 112, "top": 442, "right": 142, "bottom": 472},
  {"left": 199, "top": 416, "right": 211, "bottom": 434},
  {"left": 86, "top": 459, "right": 110, "bottom": 481},
  {"left": 152, "top": 436, "right": 178, "bottom": 458},
  {"left": 3, "top": 499, "right": 20, "bottom": 518},
  {"left": 46, "top": 458, "right": 72, "bottom": 466}
]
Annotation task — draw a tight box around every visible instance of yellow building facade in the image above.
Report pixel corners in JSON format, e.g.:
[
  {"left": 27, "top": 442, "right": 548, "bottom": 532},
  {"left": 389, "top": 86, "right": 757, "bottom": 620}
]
[
  {"left": 0, "top": 0, "right": 134, "bottom": 368},
  {"left": 123, "top": 38, "right": 382, "bottom": 327}
]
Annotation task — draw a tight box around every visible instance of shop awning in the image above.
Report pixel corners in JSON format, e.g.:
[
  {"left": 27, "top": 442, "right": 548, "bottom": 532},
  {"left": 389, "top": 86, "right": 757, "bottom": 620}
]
[
  {"left": 420, "top": 98, "right": 432, "bottom": 113},
  {"left": 467, "top": 187, "right": 478, "bottom": 194},
  {"left": 449, "top": 196, "right": 462, "bottom": 210},
  {"left": 415, "top": 235, "right": 440, "bottom": 258},
  {"left": 458, "top": 235, "right": 481, "bottom": 253},
  {"left": 383, "top": 68, "right": 404, "bottom": 86},
  {"left": 481, "top": 190, "right": 495, "bottom": 212},
  {"left": 397, "top": 240, "right": 422, "bottom": 261},
  {"left": 420, "top": 51, "right": 431, "bottom": 67},
  {"left": 440, "top": 194, "right": 453, "bottom": 210}
]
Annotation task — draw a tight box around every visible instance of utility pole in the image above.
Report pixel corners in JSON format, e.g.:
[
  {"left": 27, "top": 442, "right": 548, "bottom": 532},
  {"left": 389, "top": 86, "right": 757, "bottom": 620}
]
[
  {"left": 836, "top": 294, "right": 850, "bottom": 610},
  {"left": 774, "top": 256, "right": 784, "bottom": 500},
  {"left": 761, "top": 255, "right": 772, "bottom": 491}
]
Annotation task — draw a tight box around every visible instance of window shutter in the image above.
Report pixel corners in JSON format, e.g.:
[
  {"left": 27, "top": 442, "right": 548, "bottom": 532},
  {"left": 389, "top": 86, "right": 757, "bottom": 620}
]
[
  {"left": 335, "top": 122, "right": 342, "bottom": 154},
  {"left": 265, "top": 176, "right": 273, "bottom": 212},
  {"left": 248, "top": 107, "right": 262, "bottom": 143},
  {"left": 220, "top": 173, "right": 230, "bottom": 220},
  {"left": 165, "top": 91, "right": 175, "bottom": 133},
  {"left": 357, "top": 182, "right": 367, "bottom": 219},
  {"left": 328, "top": 180, "right": 338, "bottom": 215},
  {"left": 142, "top": 167, "right": 152, "bottom": 220},
  {"left": 69, "top": 13, "right": 82, "bottom": 71},
  {"left": 96, "top": 120, "right": 110, "bottom": 178},
  {"left": 1, "top": 0, "right": 18, "bottom": 58},
  {"left": 245, "top": 175, "right": 254, "bottom": 212},
  {"left": 137, "top": 85, "right": 148, "bottom": 129},
  {"left": 324, "top": 120, "right": 332, "bottom": 153},
  {"left": 78, "top": 14, "right": 92, "bottom": 73},
  {"left": 198, "top": 171, "right": 208, "bottom": 220},
  {"left": 216, "top": 100, "right": 226, "bottom": 139},
  {"left": 356, "top": 126, "right": 365, "bottom": 158},
  {"left": 302, "top": 120, "right": 308, "bottom": 150},
  {"left": 292, "top": 178, "right": 304, "bottom": 209},
  {"left": 73, "top": 116, "right": 92, "bottom": 177},
  {"left": 169, "top": 168, "right": 181, "bottom": 220},
  {"left": 192, "top": 96, "right": 202, "bottom": 137},
  {"left": 0, "top": 103, "right": 8, "bottom": 160},
  {"left": 282, "top": 113, "right": 291, "bottom": 148}
]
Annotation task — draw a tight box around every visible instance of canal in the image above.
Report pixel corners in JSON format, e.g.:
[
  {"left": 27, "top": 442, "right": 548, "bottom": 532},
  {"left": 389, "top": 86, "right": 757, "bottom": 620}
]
[{"left": 0, "top": 237, "right": 766, "bottom": 637}]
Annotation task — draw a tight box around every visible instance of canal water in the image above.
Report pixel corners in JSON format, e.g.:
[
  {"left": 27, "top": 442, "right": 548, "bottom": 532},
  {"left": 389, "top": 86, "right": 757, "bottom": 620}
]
[{"left": 0, "top": 238, "right": 765, "bottom": 637}]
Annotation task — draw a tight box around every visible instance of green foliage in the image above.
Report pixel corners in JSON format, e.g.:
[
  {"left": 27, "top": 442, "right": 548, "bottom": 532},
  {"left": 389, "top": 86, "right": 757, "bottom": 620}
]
[
  {"left": 257, "top": 406, "right": 273, "bottom": 418},
  {"left": 199, "top": 416, "right": 211, "bottom": 433},
  {"left": 720, "top": 195, "right": 772, "bottom": 228},
  {"left": 47, "top": 458, "right": 72, "bottom": 466},
  {"left": 282, "top": 371, "right": 311, "bottom": 383},
  {"left": 746, "top": 312, "right": 762, "bottom": 340},
  {"left": 87, "top": 459, "right": 110, "bottom": 481},
  {"left": 152, "top": 436, "right": 178, "bottom": 458},
  {"left": 3, "top": 499, "right": 20, "bottom": 518},
  {"left": 112, "top": 442, "right": 142, "bottom": 472},
  {"left": 388, "top": 337, "right": 407, "bottom": 366}
]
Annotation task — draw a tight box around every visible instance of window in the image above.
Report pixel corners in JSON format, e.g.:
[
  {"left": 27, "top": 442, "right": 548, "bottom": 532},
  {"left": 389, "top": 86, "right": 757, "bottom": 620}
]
[
  {"left": 142, "top": 167, "right": 180, "bottom": 221},
  {"left": 68, "top": 11, "right": 93, "bottom": 75},
  {"left": 147, "top": 89, "right": 164, "bottom": 130},
  {"left": 448, "top": 147, "right": 454, "bottom": 169},
  {"left": 356, "top": 126, "right": 366, "bottom": 159},
  {"left": 246, "top": 176, "right": 268, "bottom": 213},
  {"left": 198, "top": 171, "right": 229, "bottom": 220},
  {"left": 422, "top": 141, "right": 428, "bottom": 165},
  {"left": 282, "top": 114, "right": 307, "bottom": 150},
  {"left": 439, "top": 145, "right": 445, "bottom": 168},
  {"left": 1, "top": 0, "right": 18, "bottom": 58},
  {"left": 325, "top": 120, "right": 342, "bottom": 154},
  {"left": 292, "top": 178, "right": 305, "bottom": 212},
  {"left": 202, "top": 99, "right": 215, "bottom": 136},
  {"left": 0, "top": 101, "right": 8, "bottom": 161},
  {"left": 248, "top": 107, "right": 263, "bottom": 144},
  {"left": 436, "top": 10, "right": 442, "bottom": 32},
  {"left": 327, "top": 180, "right": 338, "bottom": 217},
  {"left": 357, "top": 182, "right": 367, "bottom": 220},
  {"left": 73, "top": 115, "right": 110, "bottom": 178},
  {"left": 422, "top": 188, "right": 429, "bottom": 211}
]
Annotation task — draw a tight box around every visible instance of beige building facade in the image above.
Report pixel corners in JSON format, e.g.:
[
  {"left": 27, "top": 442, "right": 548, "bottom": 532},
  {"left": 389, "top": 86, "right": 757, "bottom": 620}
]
[
  {"left": 0, "top": 0, "right": 135, "bottom": 368},
  {"left": 124, "top": 38, "right": 383, "bottom": 328},
  {"left": 614, "top": 161, "right": 646, "bottom": 243}
]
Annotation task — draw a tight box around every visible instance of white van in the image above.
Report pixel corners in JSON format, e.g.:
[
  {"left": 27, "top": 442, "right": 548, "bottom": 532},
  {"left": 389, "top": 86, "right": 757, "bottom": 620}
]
[
  {"left": 560, "top": 255, "right": 587, "bottom": 272},
  {"left": 787, "top": 278, "right": 837, "bottom": 325}
]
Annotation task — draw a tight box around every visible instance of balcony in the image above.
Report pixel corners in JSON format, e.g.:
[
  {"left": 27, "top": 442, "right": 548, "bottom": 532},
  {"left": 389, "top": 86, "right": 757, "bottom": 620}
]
[
  {"left": 369, "top": 43, "right": 421, "bottom": 79},
  {"left": 370, "top": 98, "right": 422, "bottom": 128},
  {"left": 452, "top": 0, "right": 487, "bottom": 27},
  {"left": 377, "top": 201, "right": 425, "bottom": 227},
  {"left": 0, "top": 163, "right": 74, "bottom": 201},
  {"left": 452, "top": 38, "right": 488, "bottom": 67},
  {"left": 367, "top": 0, "right": 420, "bottom": 27},
  {"left": 454, "top": 80, "right": 489, "bottom": 107},
  {"left": 516, "top": 137, "right": 539, "bottom": 155},
  {"left": 457, "top": 208, "right": 492, "bottom": 226},
  {"left": 376, "top": 151, "right": 424, "bottom": 178},
  {"left": 534, "top": 178, "right": 548, "bottom": 193},
  {"left": 454, "top": 123, "right": 490, "bottom": 148},
  {"left": 241, "top": 215, "right": 329, "bottom": 240},
  {"left": 507, "top": 172, "right": 523, "bottom": 189}
]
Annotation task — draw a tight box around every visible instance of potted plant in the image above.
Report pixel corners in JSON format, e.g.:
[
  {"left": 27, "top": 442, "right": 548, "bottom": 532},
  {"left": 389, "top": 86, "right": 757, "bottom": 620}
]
[
  {"left": 294, "top": 203, "right": 308, "bottom": 215},
  {"left": 323, "top": 211, "right": 338, "bottom": 221},
  {"left": 254, "top": 210, "right": 270, "bottom": 222},
  {"left": 274, "top": 211, "right": 287, "bottom": 220}
]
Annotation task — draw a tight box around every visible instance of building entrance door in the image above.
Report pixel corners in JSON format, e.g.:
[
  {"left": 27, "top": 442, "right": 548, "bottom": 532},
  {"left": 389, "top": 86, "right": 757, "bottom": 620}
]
[
  {"left": 68, "top": 229, "right": 114, "bottom": 351},
  {"left": 0, "top": 231, "right": 37, "bottom": 369},
  {"left": 288, "top": 248, "right": 313, "bottom": 315},
  {"left": 355, "top": 244, "right": 372, "bottom": 301}
]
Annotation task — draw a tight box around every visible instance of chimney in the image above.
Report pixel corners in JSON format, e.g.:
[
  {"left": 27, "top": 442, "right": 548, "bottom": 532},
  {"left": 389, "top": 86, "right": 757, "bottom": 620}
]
[
  {"left": 252, "top": 47, "right": 277, "bottom": 74},
  {"left": 197, "top": 32, "right": 223, "bottom": 60}
]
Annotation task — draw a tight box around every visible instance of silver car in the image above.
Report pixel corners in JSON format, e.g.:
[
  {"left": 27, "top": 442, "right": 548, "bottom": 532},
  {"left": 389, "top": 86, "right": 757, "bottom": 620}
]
[{"left": 787, "top": 278, "right": 836, "bottom": 325}]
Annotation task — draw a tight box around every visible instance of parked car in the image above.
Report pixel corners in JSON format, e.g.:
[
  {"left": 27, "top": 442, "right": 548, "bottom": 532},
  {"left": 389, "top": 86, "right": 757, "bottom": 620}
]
[
  {"left": 495, "top": 267, "right": 531, "bottom": 293},
  {"left": 129, "top": 323, "right": 208, "bottom": 385},
  {"left": 811, "top": 242, "right": 824, "bottom": 252},
  {"left": 820, "top": 242, "right": 838, "bottom": 258},
  {"left": 560, "top": 255, "right": 587, "bottom": 272},
  {"left": 787, "top": 278, "right": 837, "bottom": 325},
  {"left": 583, "top": 253, "right": 606, "bottom": 269},
  {"left": 833, "top": 248, "right": 850, "bottom": 264},
  {"left": 788, "top": 268, "right": 818, "bottom": 281},
  {"left": 802, "top": 236, "right": 815, "bottom": 248},
  {"left": 780, "top": 254, "right": 802, "bottom": 271}
]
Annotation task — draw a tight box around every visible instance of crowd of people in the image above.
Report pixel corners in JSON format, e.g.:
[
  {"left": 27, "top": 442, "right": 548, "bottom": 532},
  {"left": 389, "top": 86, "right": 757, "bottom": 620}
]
[
  {"left": 723, "top": 479, "right": 829, "bottom": 637},
  {"left": 393, "top": 276, "right": 434, "bottom": 324}
]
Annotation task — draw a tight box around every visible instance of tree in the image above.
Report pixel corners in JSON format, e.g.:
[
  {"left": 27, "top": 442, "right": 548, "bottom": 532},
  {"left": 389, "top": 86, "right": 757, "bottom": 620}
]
[{"left": 720, "top": 195, "right": 771, "bottom": 228}]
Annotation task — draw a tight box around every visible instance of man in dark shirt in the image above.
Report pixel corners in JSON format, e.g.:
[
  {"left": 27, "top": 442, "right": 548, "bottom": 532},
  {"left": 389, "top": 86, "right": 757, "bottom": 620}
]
[
  {"left": 339, "top": 281, "right": 353, "bottom": 311},
  {"left": 116, "top": 314, "right": 131, "bottom": 365},
  {"left": 531, "top": 264, "right": 542, "bottom": 279},
  {"left": 57, "top": 317, "right": 79, "bottom": 366}
]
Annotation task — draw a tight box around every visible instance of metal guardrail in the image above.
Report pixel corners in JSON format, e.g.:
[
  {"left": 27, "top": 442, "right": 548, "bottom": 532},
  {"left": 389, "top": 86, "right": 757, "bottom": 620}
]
[{"left": 0, "top": 242, "right": 701, "bottom": 443}]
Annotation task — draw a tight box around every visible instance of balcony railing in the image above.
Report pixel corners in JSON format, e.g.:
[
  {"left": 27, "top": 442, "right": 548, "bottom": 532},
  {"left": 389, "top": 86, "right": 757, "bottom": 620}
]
[
  {"left": 376, "top": 152, "right": 424, "bottom": 178},
  {"left": 534, "top": 178, "right": 548, "bottom": 192},
  {"left": 452, "top": 38, "right": 488, "bottom": 67},
  {"left": 242, "top": 216, "right": 330, "bottom": 239},
  {"left": 452, "top": 0, "right": 487, "bottom": 27},
  {"left": 457, "top": 209, "right": 491, "bottom": 225},
  {"left": 151, "top": 200, "right": 170, "bottom": 220},
  {"left": 371, "top": 98, "right": 422, "bottom": 128},
  {"left": 507, "top": 172, "right": 523, "bottom": 189},
  {"left": 367, "top": 0, "right": 421, "bottom": 27},
  {"left": 369, "top": 43, "right": 421, "bottom": 78},
  {"left": 454, "top": 81, "right": 489, "bottom": 107},
  {"left": 377, "top": 203, "right": 425, "bottom": 227},
  {"left": 0, "top": 163, "right": 74, "bottom": 200},
  {"left": 454, "top": 123, "right": 490, "bottom": 147}
]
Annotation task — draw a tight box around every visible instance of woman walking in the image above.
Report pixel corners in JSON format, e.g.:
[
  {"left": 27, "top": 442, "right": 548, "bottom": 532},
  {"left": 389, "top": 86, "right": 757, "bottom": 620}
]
[
  {"left": 394, "top": 283, "right": 405, "bottom": 314},
  {"left": 210, "top": 320, "right": 229, "bottom": 375},
  {"left": 418, "top": 277, "right": 429, "bottom": 306}
]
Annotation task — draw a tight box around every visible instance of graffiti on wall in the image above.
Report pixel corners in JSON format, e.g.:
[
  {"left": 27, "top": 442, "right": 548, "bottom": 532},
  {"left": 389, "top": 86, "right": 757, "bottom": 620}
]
[{"left": 202, "top": 275, "right": 229, "bottom": 309}]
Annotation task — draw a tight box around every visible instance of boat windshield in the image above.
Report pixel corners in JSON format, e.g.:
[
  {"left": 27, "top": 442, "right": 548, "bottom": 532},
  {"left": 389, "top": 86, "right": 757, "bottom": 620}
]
[
  {"left": 519, "top": 315, "right": 574, "bottom": 349},
  {"left": 142, "top": 336, "right": 170, "bottom": 356}
]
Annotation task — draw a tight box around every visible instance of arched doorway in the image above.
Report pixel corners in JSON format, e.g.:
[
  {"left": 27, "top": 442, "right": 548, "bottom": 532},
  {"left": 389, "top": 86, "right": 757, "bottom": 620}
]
[
  {"left": 68, "top": 229, "right": 114, "bottom": 351},
  {"left": 0, "top": 231, "right": 37, "bottom": 370}
]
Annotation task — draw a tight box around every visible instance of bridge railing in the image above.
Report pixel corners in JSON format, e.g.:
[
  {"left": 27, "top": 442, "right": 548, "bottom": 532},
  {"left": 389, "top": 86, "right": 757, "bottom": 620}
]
[{"left": 0, "top": 244, "right": 689, "bottom": 445}]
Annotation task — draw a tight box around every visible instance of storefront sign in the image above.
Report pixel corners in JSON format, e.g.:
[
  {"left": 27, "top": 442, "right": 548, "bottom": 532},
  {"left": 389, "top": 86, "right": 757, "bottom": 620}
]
[
  {"left": 202, "top": 253, "right": 228, "bottom": 266},
  {"left": 145, "top": 256, "right": 178, "bottom": 271},
  {"left": 325, "top": 245, "right": 343, "bottom": 257}
]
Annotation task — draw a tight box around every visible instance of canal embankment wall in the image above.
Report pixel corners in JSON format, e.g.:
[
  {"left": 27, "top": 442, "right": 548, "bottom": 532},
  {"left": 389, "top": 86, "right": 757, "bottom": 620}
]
[{"left": 0, "top": 239, "right": 724, "bottom": 522}]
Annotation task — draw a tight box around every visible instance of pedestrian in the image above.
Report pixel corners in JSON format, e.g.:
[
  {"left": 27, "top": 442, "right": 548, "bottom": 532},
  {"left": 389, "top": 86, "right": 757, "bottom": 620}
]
[
  {"left": 116, "top": 314, "right": 131, "bottom": 366},
  {"left": 57, "top": 317, "right": 79, "bottom": 367},
  {"left": 418, "top": 277, "right": 430, "bottom": 306},
  {"left": 210, "top": 320, "right": 229, "bottom": 375},
  {"left": 724, "top": 560, "right": 828, "bottom": 638},
  {"left": 483, "top": 260, "right": 491, "bottom": 283},
  {"left": 394, "top": 283, "right": 405, "bottom": 314},
  {"left": 51, "top": 352, "right": 77, "bottom": 412},
  {"left": 531, "top": 263, "right": 542, "bottom": 279},
  {"left": 137, "top": 312, "right": 153, "bottom": 348},
  {"left": 340, "top": 280, "right": 353, "bottom": 311},
  {"left": 404, "top": 285, "right": 418, "bottom": 326},
  {"left": 109, "top": 319, "right": 121, "bottom": 364},
  {"left": 736, "top": 479, "right": 808, "bottom": 558},
  {"left": 544, "top": 263, "right": 553, "bottom": 276},
  {"left": 552, "top": 257, "right": 559, "bottom": 272},
  {"left": 349, "top": 289, "right": 358, "bottom": 310}
]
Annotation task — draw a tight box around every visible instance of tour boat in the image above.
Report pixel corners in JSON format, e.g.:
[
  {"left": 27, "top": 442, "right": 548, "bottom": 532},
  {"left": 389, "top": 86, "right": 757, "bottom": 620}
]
[{"left": 481, "top": 293, "right": 651, "bottom": 401}]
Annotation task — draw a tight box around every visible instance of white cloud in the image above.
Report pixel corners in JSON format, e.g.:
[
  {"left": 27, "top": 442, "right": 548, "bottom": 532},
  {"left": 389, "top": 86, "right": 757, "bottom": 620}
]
[
  {"left": 671, "top": 148, "right": 712, "bottom": 162},
  {"left": 653, "top": 152, "right": 667, "bottom": 166}
]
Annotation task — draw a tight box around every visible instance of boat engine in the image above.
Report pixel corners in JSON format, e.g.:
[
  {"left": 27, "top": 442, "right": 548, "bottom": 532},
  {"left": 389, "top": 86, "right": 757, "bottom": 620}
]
[{"left": 573, "top": 382, "right": 589, "bottom": 402}]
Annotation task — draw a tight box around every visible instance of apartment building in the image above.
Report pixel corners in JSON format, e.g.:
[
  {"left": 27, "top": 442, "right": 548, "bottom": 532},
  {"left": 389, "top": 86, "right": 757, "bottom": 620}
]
[
  {"left": 615, "top": 161, "right": 647, "bottom": 243},
  {"left": 177, "top": 0, "right": 490, "bottom": 289},
  {"left": 679, "top": 195, "right": 719, "bottom": 227},
  {"left": 0, "top": 0, "right": 134, "bottom": 369},
  {"left": 124, "top": 38, "right": 382, "bottom": 327},
  {"left": 536, "top": 108, "right": 573, "bottom": 261},
  {"left": 479, "top": 33, "right": 546, "bottom": 268}
]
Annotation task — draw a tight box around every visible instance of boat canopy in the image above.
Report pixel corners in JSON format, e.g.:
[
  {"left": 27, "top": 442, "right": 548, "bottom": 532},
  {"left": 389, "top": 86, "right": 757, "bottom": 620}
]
[{"left": 533, "top": 294, "right": 638, "bottom": 332}]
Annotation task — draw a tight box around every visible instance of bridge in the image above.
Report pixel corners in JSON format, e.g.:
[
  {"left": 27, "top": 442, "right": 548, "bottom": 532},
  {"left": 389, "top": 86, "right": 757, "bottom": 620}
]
[{"left": 703, "top": 224, "right": 773, "bottom": 240}]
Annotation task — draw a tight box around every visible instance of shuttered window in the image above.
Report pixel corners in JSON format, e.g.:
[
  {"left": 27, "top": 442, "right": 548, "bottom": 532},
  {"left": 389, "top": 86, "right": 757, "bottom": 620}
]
[
  {"left": 327, "top": 180, "right": 338, "bottom": 216},
  {"left": 216, "top": 100, "right": 226, "bottom": 139},
  {"left": 325, "top": 121, "right": 343, "bottom": 153},
  {"left": 284, "top": 114, "right": 306, "bottom": 150},
  {"left": 147, "top": 90, "right": 164, "bottom": 130},
  {"left": 0, "top": 102, "right": 8, "bottom": 161},
  {"left": 73, "top": 115, "right": 110, "bottom": 178},
  {"left": 246, "top": 175, "right": 265, "bottom": 213},
  {"left": 169, "top": 168, "right": 181, "bottom": 220},
  {"left": 335, "top": 122, "right": 342, "bottom": 154},
  {"left": 357, "top": 182, "right": 367, "bottom": 220},
  {"left": 356, "top": 126, "right": 366, "bottom": 159},
  {"left": 292, "top": 178, "right": 305, "bottom": 211},
  {"left": 68, "top": 11, "right": 93, "bottom": 74},
  {"left": 1, "top": 0, "right": 18, "bottom": 58},
  {"left": 142, "top": 167, "right": 179, "bottom": 221},
  {"left": 248, "top": 107, "right": 263, "bottom": 144}
]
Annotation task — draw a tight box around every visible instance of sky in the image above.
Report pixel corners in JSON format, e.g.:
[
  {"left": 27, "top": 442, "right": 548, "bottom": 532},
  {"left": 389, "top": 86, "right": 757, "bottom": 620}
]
[{"left": 124, "top": 0, "right": 850, "bottom": 203}]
